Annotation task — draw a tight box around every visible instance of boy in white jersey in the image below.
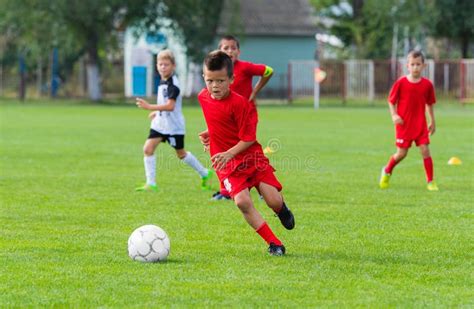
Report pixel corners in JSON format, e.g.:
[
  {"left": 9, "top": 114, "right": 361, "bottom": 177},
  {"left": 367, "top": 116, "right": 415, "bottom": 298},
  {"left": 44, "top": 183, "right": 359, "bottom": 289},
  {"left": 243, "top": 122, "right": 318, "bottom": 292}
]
[{"left": 135, "top": 49, "right": 213, "bottom": 192}]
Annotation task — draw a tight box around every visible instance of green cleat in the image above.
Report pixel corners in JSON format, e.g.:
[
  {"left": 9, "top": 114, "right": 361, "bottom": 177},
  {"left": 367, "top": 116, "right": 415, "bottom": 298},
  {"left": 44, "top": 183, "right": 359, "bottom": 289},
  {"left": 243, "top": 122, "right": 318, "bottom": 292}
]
[
  {"left": 135, "top": 184, "right": 158, "bottom": 192},
  {"left": 379, "top": 167, "right": 391, "bottom": 189},
  {"left": 427, "top": 181, "right": 439, "bottom": 191},
  {"left": 201, "top": 169, "right": 214, "bottom": 191}
]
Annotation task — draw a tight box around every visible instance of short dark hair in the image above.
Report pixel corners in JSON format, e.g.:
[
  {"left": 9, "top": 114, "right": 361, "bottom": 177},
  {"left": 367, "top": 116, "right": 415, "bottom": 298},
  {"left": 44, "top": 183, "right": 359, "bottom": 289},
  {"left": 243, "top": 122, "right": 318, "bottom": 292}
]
[
  {"left": 407, "top": 50, "right": 425, "bottom": 63},
  {"left": 203, "top": 50, "right": 233, "bottom": 78},
  {"left": 218, "top": 35, "right": 240, "bottom": 49}
]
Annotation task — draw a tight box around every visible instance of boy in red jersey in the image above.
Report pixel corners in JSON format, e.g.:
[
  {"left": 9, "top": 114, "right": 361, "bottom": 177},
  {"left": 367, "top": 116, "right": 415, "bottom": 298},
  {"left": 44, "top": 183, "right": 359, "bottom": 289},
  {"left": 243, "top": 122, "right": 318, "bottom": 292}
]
[
  {"left": 379, "top": 50, "right": 438, "bottom": 191},
  {"left": 198, "top": 50, "right": 294, "bottom": 256},
  {"left": 219, "top": 35, "right": 274, "bottom": 104},
  {"left": 209, "top": 35, "right": 274, "bottom": 200}
]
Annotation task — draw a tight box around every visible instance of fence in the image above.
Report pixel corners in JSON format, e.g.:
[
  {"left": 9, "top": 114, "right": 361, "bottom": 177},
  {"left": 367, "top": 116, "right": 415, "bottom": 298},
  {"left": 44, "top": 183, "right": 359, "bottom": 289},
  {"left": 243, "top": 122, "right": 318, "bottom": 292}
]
[
  {"left": 288, "top": 59, "right": 474, "bottom": 103},
  {"left": 0, "top": 57, "right": 124, "bottom": 100},
  {"left": 1, "top": 57, "right": 473, "bottom": 103}
]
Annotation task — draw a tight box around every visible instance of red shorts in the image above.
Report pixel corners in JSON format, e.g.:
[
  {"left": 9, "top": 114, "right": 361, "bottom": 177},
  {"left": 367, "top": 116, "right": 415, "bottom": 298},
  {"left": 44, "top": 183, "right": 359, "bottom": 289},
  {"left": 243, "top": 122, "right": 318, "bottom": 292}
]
[
  {"left": 219, "top": 164, "right": 282, "bottom": 198},
  {"left": 395, "top": 129, "right": 430, "bottom": 148}
]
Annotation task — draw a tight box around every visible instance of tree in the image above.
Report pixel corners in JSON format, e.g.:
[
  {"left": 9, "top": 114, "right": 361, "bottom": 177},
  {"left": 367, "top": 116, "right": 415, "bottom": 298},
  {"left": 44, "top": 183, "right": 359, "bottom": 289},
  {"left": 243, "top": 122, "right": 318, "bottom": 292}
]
[
  {"left": 44, "top": 0, "right": 154, "bottom": 101},
  {"left": 139, "top": 0, "right": 223, "bottom": 64},
  {"left": 1, "top": 0, "right": 224, "bottom": 101},
  {"left": 432, "top": 0, "right": 474, "bottom": 58},
  {"left": 313, "top": 0, "right": 438, "bottom": 58},
  {"left": 0, "top": 0, "right": 81, "bottom": 99}
]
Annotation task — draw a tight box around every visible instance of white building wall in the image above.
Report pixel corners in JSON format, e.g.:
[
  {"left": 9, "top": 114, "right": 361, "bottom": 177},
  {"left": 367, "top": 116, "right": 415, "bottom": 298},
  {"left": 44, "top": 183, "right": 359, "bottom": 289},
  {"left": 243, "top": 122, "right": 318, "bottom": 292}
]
[{"left": 124, "top": 27, "right": 189, "bottom": 98}]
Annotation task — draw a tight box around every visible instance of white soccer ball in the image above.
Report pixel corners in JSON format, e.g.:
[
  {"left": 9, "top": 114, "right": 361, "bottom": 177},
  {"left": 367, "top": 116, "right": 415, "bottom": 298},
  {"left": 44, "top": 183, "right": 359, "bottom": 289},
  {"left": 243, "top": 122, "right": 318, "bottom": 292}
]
[{"left": 128, "top": 224, "right": 170, "bottom": 262}]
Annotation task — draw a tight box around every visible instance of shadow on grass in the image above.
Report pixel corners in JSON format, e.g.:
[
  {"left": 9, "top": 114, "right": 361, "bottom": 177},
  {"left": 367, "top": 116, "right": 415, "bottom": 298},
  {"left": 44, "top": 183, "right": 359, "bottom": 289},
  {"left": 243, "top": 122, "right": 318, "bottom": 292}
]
[
  {"left": 287, "top": 250, "right": 428, "bottom": 267},
  {"left": 128, "top": 258, "right": 189, "bottom": 266}
]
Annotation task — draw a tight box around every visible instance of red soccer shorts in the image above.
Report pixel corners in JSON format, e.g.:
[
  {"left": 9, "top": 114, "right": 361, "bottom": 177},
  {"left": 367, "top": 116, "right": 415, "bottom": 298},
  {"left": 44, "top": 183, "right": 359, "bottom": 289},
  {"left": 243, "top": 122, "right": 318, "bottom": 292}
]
[
  {"left": 219, "top": 164, "right": 282, "bottom": 198},
  {"left": 395, "top": 128, "right": 430, "bottom": 149}
]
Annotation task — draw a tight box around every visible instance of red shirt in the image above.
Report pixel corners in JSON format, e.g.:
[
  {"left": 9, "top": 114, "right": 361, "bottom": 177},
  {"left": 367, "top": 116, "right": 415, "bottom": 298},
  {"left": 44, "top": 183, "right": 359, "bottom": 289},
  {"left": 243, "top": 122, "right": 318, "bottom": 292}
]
[
  {"left": 231, "top": 60, "right": 266, "bottom": 100},
  {"left": 388, "top": 76, "right": 436, "bottom": 139},
  {"left": 198, "top": 89, "right": 269, "bottom": 178}
]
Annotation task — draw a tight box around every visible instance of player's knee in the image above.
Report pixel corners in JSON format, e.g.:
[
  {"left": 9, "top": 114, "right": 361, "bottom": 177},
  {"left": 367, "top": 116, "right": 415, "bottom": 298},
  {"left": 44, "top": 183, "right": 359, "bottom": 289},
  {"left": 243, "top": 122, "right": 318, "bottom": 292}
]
[
  {"left": 143, "top": 146, "right": 154, "bottom": 156},
  {"left": 234, "top": 196, "right": 252, "bottom": 213},
  {"left": 420, "top": 147, "right": 430, "bottom": 158},
  {"left": 396, "top": 150, "right": 407, "bottom": 160},
  {"left": 176, "top": 149, "right": 187, "bottom": 159},
  {"left": 264, "top": 194, "right": 282, "bottom": 209}
]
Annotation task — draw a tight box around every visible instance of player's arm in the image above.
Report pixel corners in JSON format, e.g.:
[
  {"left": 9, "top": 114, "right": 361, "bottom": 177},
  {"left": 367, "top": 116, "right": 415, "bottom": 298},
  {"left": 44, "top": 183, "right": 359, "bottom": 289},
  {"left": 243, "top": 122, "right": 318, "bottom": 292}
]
[
  {"left": 426, "top": 104, "right": 436, "bottom": 135},
  {"left": 135, "top": 98, "right": 176, "bottom": 111},
  {"left": 211, "top": 140, "right": 255, "bottom": 171},
  {"left": 388, "top": 81, "right": 403, "bottom": 125},
  {"left": 249, "top": 66, "right": 273, "bottom": 102},
  {"left": 426, "top": 82, "right": 436, "bottom": 135},
  {"left": 388, "top": 101, "right": 403, "bottom": 125},
  {"left": 199, "top": 129, "right": 210, "bottom": 151},
  {"left": 157, "top": 99, "right": 176, "bottom": 111}
]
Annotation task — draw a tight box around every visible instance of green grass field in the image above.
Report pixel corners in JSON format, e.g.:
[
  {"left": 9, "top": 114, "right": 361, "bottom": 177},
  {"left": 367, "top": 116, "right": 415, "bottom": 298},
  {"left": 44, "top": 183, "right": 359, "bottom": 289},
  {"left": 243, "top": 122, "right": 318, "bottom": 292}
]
[{"left": 1, "top": 99, "right": 473, "bottom": 307}]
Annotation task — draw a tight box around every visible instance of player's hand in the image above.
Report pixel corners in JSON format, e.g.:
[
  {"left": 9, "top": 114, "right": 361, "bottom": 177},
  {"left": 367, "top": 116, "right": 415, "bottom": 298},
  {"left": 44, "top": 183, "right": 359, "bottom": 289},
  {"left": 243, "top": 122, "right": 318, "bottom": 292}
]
[
  {"left": 392, "top": 114, "right": 404, "bottom": 125},
  {"left": 429, "top": 122, "right": 436, "bottom": 136},
  {"left": 211, "top": 151, "right": 234, "bottom": 171},
  {"left": 148, "top": 111, "right": 157, "bottom": 120},
  {"left": 199, "top": 130, "right": 210, "bottom": 151},
  {"left": 136, "top": 98, "right": 151, "bottom": 110}
]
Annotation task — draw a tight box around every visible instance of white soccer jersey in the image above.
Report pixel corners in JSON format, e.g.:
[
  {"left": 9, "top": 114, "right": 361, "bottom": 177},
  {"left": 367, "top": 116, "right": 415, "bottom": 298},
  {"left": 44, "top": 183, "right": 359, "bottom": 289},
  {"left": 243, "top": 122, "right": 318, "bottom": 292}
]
[{"left": 151, "top": 75, "right": 185, "bottom": 135}]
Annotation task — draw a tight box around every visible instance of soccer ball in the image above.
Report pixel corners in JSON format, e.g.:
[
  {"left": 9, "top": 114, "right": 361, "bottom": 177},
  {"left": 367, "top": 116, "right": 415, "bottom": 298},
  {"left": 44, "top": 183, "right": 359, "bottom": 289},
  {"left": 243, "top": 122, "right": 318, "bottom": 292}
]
[{"left": 128, "top": 224, "right": 170, "bottom": 262}]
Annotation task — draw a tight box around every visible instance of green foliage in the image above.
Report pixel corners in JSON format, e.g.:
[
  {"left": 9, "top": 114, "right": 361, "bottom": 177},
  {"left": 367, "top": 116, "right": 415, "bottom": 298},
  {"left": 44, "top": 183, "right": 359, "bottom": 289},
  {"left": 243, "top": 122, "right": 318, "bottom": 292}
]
[
  {"left": 310, "top": 0, "right": 339, "bottom": 10},
  {"left": 432, "top": 0, "right": 474, "bottom": 57},
  {"left": 1, "top": 99, "right": 473, "bottom": 306},
  {"left": 138, "top": 0, "right": 224, "bottom": 63},
  {"left": 0, "top": 0, "right": 224, "bottom": 98},
  {"left": 316, "top": 0, "right": 439, "bottom": 58}
]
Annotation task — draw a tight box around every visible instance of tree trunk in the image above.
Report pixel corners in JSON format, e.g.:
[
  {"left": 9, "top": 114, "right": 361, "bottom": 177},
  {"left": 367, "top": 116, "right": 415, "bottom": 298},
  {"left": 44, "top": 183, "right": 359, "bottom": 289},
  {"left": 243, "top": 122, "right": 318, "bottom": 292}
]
[
  {"left": 37, "top": 56, "right": 42, "bottom": 97},
  {"left": 461, "top": 35, "right": 469, "bottom": 58},
  {"left": 352, "top": 0, "right": 364, "bottom": 19},
  {"left": 79, "top": 56, "right": 87, "bottom": 96},
  {"left": 0, "top": 61, "right": 3, "bottom": 97},
  {"left": 86, "top": 64, "right": 101, "bottom": 101},
  {"left": 19, "top": 55, "right": 26, "bottom": 101},
  {"left": 86, "top": 40, "right": 102, "bottom": 101}
]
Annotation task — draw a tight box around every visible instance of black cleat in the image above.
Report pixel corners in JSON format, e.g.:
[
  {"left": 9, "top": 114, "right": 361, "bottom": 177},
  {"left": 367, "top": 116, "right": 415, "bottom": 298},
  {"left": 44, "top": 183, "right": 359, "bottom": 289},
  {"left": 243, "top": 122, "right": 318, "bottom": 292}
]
[
  {"left": 277, "top": 203, "right": 295, "bottom": 230},
  {"left": 211, "top": 191, "right": 232, "bottom": 201},
  {"left": 268, "top": 243, "right": 286, "bottom": 256}
]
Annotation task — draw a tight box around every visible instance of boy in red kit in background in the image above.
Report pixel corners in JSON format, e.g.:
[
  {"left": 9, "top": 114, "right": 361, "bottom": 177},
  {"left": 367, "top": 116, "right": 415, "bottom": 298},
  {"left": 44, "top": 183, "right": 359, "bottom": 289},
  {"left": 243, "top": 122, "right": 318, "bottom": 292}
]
[
  {"left": 209, "top": 35, "right": 274, "bottom": 201},
  {"left": 379, "top": 50, "right": 439, "bottom": 191},
  {"left": 198, "top": 50, "right": 294, "bottom": 256}
]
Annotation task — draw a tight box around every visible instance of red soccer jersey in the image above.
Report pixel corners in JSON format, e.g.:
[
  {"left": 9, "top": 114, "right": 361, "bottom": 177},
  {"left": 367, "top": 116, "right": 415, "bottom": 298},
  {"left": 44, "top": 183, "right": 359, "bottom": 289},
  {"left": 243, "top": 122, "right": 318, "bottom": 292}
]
[
  {"left": 198, "top": 89, "right": 269, "bottom": 179},
  {"left": 231, "top": 60, "right": 266, "bottom": 100},
  {"left": 388, "top": 76, "right": 436, "bottom": 139}
]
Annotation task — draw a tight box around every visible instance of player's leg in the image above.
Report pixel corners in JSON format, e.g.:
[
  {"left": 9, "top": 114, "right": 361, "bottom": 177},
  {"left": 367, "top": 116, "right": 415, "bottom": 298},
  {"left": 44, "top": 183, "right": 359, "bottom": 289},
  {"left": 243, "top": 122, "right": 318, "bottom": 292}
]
[
  {"left": 389, "top": 147, "right": 409, "bottom": 171},
  {"left": 211, "top": 183, "right": 232, "bottom": 201},
  {"left": 234, "top": 188, "right": 264, "bottom": 229},
  {"left": 258, "top": 182, "right": 294, "bottom": 230},
  {"left": 380, "top": 146, "right": 409, "bottom": 189},
  {"left": 136, "top": 137, "right": 162, "bottom": 191},
  {"left": 419, "top": 144, "right": 438, "bottom": 191},
  {"left": 171, "top": 135, "right": 213, "bottom": 190},
  {"left": 176, "top": 147, "right": 209, "bottom": 179},
  {"left": 233, "top": 188, "right": 285, "bottom": 256}
]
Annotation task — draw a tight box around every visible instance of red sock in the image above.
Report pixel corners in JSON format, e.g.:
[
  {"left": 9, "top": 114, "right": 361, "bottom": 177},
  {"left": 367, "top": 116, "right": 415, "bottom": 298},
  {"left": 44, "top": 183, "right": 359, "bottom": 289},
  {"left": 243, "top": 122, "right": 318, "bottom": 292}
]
[
  {"left": 423, "top": 157, "right": 434, "bottom": 182},
  {"left": 384, "top": 156, "right": 399, "bottom": 174},
  {"left": 256, "top": 222, "right": 282, "bottom": 246}
]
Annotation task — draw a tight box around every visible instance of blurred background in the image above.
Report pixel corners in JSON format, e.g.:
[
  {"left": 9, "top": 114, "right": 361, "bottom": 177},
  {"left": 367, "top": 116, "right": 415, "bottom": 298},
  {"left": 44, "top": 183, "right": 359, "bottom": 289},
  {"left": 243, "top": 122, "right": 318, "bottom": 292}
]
[{"left": 0, "top": 0, "right": 472, "bottom": 104}]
